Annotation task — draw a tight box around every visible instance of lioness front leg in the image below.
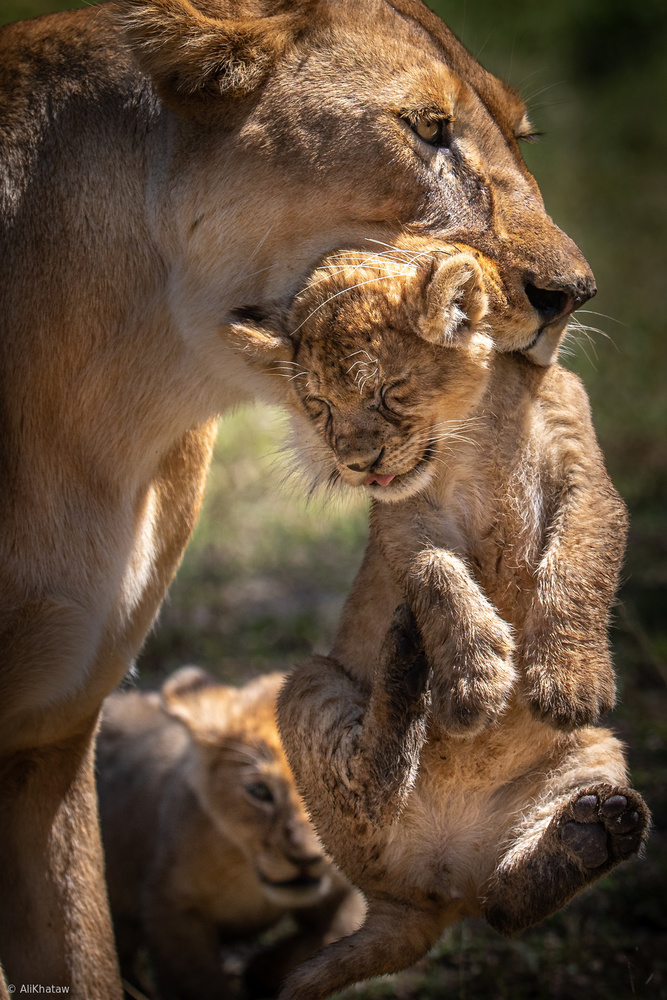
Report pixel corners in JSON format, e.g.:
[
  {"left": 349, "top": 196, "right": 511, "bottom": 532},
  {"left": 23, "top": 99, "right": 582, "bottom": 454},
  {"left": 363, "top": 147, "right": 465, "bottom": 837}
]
[
  {"left": 278, "top": 604, "right": 430, "bottom": 847},
  {"left": 0, "top": 724, "right": 122, "bottom": 999}
]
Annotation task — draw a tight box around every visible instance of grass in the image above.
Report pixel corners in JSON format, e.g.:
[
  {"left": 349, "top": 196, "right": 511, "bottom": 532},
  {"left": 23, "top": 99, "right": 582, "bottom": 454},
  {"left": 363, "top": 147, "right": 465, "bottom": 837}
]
[{"left": 140, "top": 405, "right": 369, "bottom": 684}]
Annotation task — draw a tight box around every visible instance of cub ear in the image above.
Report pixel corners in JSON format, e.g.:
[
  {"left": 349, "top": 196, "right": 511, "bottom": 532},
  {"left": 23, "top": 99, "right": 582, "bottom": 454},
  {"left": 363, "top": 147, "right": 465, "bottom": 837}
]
[
  {"left": 161, "top": 666, "right": 230, "bottom": 738},
  {"left": 226, "top": 306, "right": 294, "bottom": 373},
  {"left": 112, "top": 0, "right": 313, "bottom": 118},
  {"left": 418, "top": 253, "right": 488, "bottom": 347}
]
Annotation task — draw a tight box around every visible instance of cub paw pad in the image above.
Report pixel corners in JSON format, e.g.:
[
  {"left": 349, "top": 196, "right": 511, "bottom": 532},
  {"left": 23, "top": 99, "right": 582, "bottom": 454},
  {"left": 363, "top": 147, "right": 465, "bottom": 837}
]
[
  {"left": 561, "top": 821, "right": 608, "bottom": 868},
  {"left": 600, "top": 795, "right": 627, "bottom": 819},
  {"left": 571, "top": 794, "right": 598, "bottom": 822},
  {"left": 560, "top": 789, "right": 648, "bottom": 868}
]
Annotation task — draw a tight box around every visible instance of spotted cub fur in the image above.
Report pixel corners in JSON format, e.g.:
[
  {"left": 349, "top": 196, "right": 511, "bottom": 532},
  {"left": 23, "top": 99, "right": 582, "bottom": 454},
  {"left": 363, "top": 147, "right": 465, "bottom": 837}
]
[{"left": 229, "top": 244, "right": 649, "bottom": 1000}]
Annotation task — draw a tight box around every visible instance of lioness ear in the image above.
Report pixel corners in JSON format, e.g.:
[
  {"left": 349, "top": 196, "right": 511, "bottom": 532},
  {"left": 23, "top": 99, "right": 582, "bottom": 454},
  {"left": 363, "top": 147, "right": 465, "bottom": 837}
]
[
  {"left": 112, "top": 0, "right": 313, "bottom": 118},
  {"left": 418, "top": 254, "right": 488, "bottom": 347}
]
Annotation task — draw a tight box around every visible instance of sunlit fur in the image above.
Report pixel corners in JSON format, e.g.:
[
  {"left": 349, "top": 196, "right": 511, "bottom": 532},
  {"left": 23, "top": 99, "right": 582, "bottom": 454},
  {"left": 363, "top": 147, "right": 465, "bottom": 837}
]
[
  {"left": 98, "top": 669, "right": 363, "bottom": 1000},
  {"left": 266, "top": 251, "right": 649, "bottom": 999},
  {"left": 0, "top": 0, "right": 597, "bottom": 988},
  {"left": 232, "top": 241, "right": 631, "bottom": 734}
]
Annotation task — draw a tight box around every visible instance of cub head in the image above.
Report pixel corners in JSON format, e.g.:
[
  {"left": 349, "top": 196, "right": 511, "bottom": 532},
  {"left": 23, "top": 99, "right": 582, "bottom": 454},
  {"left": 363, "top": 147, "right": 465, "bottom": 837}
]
[
  {"left": 161, "top": 667, "right": 331, "bottom": 907},
  {"left": 229, "top": 244, "right": 492, "bottom": 502}
]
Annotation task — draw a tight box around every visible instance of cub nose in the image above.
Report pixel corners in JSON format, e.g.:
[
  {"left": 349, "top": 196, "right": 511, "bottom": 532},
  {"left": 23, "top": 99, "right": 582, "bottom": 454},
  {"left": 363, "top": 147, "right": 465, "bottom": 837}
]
[
  {"left": 346, "top": 448, "right": 383, "bottom": 473},
  {"left": 524, "top": 275, "right": 597, "bottom": 325}
]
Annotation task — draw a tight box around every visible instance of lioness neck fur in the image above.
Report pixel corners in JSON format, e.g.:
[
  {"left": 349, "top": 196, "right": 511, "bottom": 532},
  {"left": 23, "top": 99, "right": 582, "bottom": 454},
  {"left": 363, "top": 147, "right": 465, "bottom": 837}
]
[
  {"left": 98, "top": 669, "right": 363, "bottom": 1000},
  {"left": 233, "top": 248, "right": 650, "bottom": 998},
  {"left": 0, "top": 0, "right": 596, "bottom": 992}
]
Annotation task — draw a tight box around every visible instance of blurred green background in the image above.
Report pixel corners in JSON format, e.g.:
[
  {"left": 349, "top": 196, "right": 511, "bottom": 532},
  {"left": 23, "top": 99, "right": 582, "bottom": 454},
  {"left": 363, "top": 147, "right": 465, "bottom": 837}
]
[{"left": 2, "top": 0, "right": 665, "bottom": 996}]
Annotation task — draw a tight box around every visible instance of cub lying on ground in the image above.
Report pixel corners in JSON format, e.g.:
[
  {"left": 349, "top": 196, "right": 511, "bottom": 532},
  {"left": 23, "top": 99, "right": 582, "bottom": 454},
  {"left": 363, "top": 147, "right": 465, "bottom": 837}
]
[
  {"left": 97, "top": 669, "right": 363, "bottom": 1000},
  {"left": 229, "top": 245, "right": 650, "bottom": 1000}
]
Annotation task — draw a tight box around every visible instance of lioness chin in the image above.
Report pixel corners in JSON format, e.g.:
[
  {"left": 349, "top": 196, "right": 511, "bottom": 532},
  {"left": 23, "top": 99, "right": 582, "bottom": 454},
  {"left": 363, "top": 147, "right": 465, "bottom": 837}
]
[
  {"left": 228, "top": 246, "right": 648, "bottom": 998},
  {"left": 1, "top": 0, "right": 596, "bottom": 992}
]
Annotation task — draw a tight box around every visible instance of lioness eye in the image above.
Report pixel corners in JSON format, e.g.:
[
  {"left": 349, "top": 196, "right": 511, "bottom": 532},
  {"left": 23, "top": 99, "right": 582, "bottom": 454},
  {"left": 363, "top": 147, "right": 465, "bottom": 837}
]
[
  {"left": 410, "top": 116, "right": 449, "bottom": 148},
  {"left": 245, "top": 781, "right": 274, "bottom": 804}
]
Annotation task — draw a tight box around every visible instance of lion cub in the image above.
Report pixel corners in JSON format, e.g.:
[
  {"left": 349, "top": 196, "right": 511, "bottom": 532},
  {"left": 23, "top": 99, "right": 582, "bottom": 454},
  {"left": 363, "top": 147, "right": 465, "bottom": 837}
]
[
  {"left": 97, "top": 669, "right": 362, "bottom": 1000},
  {"left": 228, "top": 246, "right": 650, "bottom": 1000}
]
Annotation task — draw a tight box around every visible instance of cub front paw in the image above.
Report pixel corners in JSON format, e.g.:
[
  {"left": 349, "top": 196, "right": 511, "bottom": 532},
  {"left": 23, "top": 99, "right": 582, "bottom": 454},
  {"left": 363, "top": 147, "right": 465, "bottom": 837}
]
[
  {"left": 524, "top": 658, "right": 616, "bottom": 729},
  {"left": 430, "top": 617, "right": 517, "bottom": 736}
]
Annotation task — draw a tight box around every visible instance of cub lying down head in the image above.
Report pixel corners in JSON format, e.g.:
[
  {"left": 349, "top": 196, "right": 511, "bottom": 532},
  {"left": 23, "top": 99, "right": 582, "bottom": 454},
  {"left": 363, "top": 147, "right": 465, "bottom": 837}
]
[
  {"left": 97, "top": 669, "right": 363, "bottom": 1000},
  {"left": 229, "top": 246, "right": 650, "bottom": 1000}
]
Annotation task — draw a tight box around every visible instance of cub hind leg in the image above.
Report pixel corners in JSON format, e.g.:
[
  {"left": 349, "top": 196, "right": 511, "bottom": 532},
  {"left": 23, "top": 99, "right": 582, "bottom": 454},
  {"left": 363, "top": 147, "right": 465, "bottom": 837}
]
[
  {"left": 278, "top": 603, "right": 431, "bottom": 839},
  {"left": 277, "top": 605, "right": 440, "bottom": 998},
  {"left": 484, "top": 737, "right": 650, "bottom": 934}
]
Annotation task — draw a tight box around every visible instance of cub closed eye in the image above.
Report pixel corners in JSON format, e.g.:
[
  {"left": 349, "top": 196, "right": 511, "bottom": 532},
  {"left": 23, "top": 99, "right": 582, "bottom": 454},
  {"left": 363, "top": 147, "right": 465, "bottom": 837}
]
[
  {"left": 245, "top": 781, "right": 275, "bottom": 804},
  {"left": 381, "top": 380, "right": 409, "bottom": 413},
  {"left": 303, "top": 396, "right": 331, "bottom": 420}
]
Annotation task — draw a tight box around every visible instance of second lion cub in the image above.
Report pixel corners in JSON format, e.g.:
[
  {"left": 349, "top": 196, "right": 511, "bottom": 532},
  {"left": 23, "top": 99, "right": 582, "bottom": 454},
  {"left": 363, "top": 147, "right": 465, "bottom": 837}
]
[
  {"left": 98, "top": 669, "right": 362, "bottom": 1000},
  {"left": 228, "top": 244, "right": 650, "bottom": 999}
]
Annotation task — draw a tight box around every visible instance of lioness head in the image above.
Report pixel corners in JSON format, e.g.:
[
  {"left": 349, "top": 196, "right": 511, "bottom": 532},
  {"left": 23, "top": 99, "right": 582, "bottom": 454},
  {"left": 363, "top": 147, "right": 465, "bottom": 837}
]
[
  {"left": 161, "top": 667, "right": 332, "bottom": 906},
  {"left": 113, "top": 0, "right": 595, "bottom": 367},
  {"left": 230, "top": 245, "right": 493, "bottom": 501}
]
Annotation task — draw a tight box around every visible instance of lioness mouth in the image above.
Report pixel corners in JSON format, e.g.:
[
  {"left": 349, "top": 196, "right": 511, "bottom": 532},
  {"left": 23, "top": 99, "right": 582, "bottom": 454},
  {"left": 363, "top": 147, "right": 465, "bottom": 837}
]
[{"left": 262, "top": 874, "right": 322, "bottom": 890}]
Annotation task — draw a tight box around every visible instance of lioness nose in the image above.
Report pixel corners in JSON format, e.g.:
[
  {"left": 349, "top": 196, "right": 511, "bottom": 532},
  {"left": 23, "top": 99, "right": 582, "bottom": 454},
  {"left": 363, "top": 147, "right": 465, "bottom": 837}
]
[
  {"left": 347, "top": 448, "right": 383, "bottom": 473},
  {"left": 524, "top": 274, "right": 596, "bottom": 325}
]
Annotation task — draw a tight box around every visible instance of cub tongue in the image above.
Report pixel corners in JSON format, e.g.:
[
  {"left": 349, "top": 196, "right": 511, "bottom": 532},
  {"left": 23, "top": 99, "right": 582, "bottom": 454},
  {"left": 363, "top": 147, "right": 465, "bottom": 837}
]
[{"left": 364, "top": 473, "right": 395, "bottom": 487}]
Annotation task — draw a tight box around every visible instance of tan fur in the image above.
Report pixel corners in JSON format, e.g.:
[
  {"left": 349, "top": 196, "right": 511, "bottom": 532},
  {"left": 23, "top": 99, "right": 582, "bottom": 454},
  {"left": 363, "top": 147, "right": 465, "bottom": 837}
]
[
  {"left": 0, "top": 0, "right": 598, "bottom": 991},
  {"left": 223, "top": 249, "right": 653, "bottom": 999},
  {"left": 98, "top": 669, "right": 363, "bottom": 1000}
]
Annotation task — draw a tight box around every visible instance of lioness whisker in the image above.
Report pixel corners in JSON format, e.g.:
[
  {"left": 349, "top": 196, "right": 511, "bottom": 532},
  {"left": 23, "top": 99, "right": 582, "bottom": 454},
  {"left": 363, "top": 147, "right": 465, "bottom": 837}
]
[
  {"left": 576, "top": 308, "right": 625, "bottom": 326},
  {"left": 302, "top": 255, "right": 412, "bottom": 293},
  {"left": 247, "top": 223, "right": 274, "bottom": 262},
  {"left": 570, "top": 317, "right": 608, "bottom": 338},
  {"left": 563, "top": 331, "right": 598, "bottom": 370}
]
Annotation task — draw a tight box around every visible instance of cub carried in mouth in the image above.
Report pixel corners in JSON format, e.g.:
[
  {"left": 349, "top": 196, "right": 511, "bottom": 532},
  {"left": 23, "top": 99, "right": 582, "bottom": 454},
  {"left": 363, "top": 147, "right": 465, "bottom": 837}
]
[
  {"left": 231, "top": 242, "right": 623, "bottom": 733},
  {"left": 229, "top": 244, "right": 650, "bottom": 1000}
]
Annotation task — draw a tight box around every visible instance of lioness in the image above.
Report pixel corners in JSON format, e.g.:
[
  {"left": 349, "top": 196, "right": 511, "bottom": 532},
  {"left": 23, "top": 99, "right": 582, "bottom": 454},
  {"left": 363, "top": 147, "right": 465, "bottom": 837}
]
[
  {"left": 98, "top": 669, "right": 363, "bottom": 1000},
  {"left": 0, "top": 0, "right": 596, "bottom": 992},
  {"left": 227, "top": 247, "right": 649, "bottom": 998}
]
